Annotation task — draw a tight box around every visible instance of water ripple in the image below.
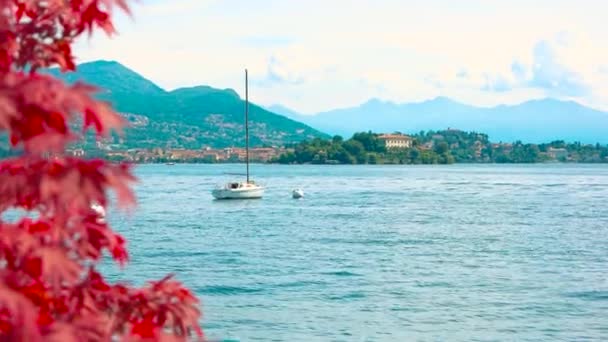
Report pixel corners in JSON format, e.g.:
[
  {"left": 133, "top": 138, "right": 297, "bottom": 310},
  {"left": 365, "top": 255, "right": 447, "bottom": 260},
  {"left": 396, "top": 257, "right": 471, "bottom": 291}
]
[{"left": 103, "top": 164, "right": 608, "bottom": 341}]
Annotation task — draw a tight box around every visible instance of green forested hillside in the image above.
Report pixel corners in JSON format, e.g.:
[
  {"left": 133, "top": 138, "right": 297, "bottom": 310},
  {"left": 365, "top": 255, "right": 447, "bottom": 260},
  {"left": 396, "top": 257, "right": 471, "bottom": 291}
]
[{"left": 45, "top": 61, "right": 328, "bottom": 149}]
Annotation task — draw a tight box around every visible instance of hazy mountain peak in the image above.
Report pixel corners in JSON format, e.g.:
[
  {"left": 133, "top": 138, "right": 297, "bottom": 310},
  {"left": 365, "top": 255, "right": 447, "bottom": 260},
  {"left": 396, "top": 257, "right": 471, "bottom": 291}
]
[
  {"left": 361, "top": 98, "right": 395, "bottom": 107},
  {"left": 524, "top": 97, "right": 578, "bottom": 106},
  {"left": 266, "top": 104, "right": 304, "bottom": 118},
  {"left": 421, "top": 96, "right": 465, "bottom": 107}
]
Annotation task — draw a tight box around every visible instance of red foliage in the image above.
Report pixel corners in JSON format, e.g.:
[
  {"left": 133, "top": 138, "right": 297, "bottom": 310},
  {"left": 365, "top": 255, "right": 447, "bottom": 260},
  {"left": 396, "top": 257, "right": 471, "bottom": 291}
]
[{"left": 0, "top": 1, "right": 203, "bottom": 340}]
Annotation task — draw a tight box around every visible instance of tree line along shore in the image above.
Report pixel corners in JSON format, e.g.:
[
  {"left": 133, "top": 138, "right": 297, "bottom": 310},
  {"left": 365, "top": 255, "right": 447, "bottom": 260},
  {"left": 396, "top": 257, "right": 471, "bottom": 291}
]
[
  {"left": 273, "top": 129, "right": 608, "bottom": 165},
  {"left": 3, "top": 129, "right": 606, "bottom": 164}
]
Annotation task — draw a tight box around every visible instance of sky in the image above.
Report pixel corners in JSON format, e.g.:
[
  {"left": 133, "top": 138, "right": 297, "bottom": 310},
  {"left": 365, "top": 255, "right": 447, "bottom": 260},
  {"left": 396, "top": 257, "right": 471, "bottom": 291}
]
[{"left": 74, "top": 0, "right": 608, "bottom": 114}]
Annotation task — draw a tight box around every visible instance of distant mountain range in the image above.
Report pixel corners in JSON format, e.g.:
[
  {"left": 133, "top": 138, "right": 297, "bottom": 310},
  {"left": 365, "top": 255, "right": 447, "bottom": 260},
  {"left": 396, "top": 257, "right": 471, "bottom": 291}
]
[
  {"left": 45, "top": 61, "right": 327, "bottom": 149},
  {"left": 268, "top": 97, "right": 608, "bottom": 144}
]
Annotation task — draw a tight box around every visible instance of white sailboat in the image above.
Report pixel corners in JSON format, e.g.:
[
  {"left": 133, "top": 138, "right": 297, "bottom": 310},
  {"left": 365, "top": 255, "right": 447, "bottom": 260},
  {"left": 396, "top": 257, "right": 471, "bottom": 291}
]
[{"left": 212, "top": 69, "right": 265, "bottom": 200}]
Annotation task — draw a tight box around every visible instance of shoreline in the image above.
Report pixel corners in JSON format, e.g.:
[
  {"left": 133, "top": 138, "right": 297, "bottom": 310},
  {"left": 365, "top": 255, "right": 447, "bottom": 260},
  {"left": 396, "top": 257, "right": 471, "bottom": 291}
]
[{"left": 131, "top": 161, "right": 608, "bottom": 166}]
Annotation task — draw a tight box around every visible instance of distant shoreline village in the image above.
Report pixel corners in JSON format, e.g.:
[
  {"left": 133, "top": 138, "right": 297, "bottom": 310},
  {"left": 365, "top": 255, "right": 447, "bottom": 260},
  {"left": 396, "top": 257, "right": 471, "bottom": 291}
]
[{"left": 58, "top": 128, "right": 608, "bottom": 165}]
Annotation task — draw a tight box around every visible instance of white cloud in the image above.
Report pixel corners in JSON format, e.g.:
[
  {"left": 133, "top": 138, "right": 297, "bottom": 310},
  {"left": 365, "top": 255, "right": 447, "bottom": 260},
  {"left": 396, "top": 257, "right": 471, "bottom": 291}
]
[
  {"left": 253, "top": 56, "right": 305, "bottom": 87},
  {"left": 420, "top": 31, "right": 606, "bottom": 105},
  {"left": 528, "top": 39, "right": 590, "bottom": 96}
]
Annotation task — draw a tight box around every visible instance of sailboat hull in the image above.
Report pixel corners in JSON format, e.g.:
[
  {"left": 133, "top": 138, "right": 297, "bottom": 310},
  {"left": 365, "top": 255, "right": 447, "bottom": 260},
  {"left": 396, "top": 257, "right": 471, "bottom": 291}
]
[{"left": 212, "top": 186, "right": 264, "bottom": 200}]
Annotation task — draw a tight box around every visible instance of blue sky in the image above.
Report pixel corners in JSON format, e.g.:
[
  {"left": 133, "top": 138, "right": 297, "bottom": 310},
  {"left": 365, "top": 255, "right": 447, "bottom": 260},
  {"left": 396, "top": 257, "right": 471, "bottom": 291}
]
[{"left": 74, "top": 0, "right": 608, "bottom": 113}]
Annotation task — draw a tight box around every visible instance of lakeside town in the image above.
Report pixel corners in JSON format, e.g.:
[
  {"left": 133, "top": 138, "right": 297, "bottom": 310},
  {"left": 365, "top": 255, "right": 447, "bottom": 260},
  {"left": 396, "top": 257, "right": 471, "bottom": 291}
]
[
  {"left": 64, "top": 129, "right": 608, "bottom": 164},
  {"left": 72, "top": 146, "right": 291, "bottom": 163}
]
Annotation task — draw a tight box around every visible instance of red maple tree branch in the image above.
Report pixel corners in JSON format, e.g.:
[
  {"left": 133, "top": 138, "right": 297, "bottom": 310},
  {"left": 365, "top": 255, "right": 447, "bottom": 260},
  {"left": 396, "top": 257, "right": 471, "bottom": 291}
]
[{"left": 0, "top": 1, "right": 203, "bottom": 340}]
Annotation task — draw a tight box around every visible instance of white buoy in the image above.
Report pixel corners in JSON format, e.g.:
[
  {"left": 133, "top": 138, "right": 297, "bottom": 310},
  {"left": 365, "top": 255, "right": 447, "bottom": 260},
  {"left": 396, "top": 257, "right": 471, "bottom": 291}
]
[{"left": 292, "top": 189, "right": 304, "bottom": 199}]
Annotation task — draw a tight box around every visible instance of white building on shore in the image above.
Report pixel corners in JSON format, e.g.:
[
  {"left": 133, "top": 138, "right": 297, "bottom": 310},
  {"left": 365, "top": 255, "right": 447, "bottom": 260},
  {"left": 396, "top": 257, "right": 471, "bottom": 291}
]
[{"left": 378, "top": 134, "right": 413, "bottom": 149}]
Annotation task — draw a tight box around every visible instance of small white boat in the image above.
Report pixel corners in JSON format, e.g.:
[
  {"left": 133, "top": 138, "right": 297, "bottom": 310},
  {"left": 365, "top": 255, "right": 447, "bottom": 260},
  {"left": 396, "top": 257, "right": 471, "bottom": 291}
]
[
  {"left": 292, "top": 189, "right": 304, "bottom": 199},
  {"left": 212, "top": 181, "right": 264, "bottom": 200}
]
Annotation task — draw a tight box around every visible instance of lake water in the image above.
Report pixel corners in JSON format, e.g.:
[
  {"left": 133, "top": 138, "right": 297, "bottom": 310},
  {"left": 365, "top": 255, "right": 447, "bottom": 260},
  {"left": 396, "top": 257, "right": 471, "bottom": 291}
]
[{"left": 103, "top": 164, "right": 608, "bottom": 341}]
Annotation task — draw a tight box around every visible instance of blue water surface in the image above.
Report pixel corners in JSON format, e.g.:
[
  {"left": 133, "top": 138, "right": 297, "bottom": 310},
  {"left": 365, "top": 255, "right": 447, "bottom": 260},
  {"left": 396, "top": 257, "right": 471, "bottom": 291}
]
[{"left": 102, "top": 164, "right": 608, "bottom": 341}]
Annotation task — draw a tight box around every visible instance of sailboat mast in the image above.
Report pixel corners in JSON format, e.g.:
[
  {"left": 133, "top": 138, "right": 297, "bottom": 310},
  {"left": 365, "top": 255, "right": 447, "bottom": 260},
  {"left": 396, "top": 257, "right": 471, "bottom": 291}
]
[{"left": 245, "top": 69, "right": 250, "bottom": 183}]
